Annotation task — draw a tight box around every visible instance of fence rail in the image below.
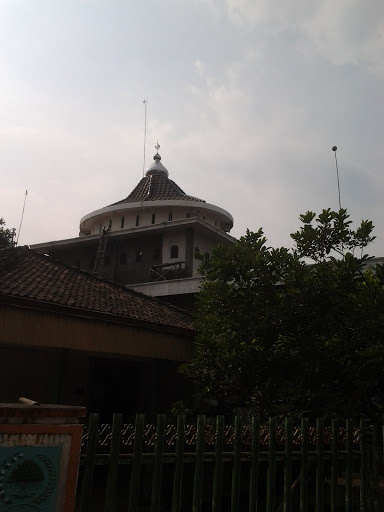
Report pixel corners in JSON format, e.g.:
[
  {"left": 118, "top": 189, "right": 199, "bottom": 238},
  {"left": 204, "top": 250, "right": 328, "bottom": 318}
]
[{"left": 77, "top": 414, "right": 384, "bottom": 512}]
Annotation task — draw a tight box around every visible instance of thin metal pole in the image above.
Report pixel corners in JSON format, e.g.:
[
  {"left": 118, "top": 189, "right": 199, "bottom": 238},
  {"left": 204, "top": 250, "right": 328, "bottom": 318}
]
[
  {"left": 16, "top": 190, "right": 28, "bottom": 246},
  {"left": 332, "top": 146, "right": 342, "bottom": 210},
  {"left": 143, "top": 99, "right": 148, "bottom": 176}
]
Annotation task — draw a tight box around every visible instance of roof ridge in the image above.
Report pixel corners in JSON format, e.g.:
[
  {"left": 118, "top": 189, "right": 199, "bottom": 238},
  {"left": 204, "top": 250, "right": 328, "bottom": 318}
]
[
  {"left": 30, "top": 249, "right": 192, "bottom": 317},
  {"left": 147, "top": 174, "right": 154, "bottom": 199},
  {"left": 0, "top": 246, "right": 29, "bottom": 273}
]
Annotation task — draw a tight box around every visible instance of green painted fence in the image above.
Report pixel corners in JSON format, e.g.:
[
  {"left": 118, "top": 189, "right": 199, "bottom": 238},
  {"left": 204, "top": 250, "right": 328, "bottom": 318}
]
[{"left": 76, "top": 414, "right": 384, "bottom": 512}]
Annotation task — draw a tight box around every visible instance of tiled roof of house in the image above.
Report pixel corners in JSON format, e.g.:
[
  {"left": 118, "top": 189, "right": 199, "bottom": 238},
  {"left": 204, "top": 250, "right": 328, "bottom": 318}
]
[
  {"left": 0, "top": 247, "right": 194, "bottom": 334},
  {"left": 111, "top": 173, "right": 205, "bottom": 206}
]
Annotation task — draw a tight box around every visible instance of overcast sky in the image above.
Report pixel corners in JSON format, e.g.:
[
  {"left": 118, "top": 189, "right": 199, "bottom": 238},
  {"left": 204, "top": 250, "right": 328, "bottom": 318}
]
[{"left": 1, "top": 0, "right": 383, "bottom": 255}]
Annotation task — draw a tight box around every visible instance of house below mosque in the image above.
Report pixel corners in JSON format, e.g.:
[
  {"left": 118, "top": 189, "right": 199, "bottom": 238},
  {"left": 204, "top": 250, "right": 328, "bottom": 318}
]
[
  {"left": 30, "top": 145, "right": 235, "bottom": 310},
  {"left": 0, "top": 246, "right": 194, "bottom": 418}
]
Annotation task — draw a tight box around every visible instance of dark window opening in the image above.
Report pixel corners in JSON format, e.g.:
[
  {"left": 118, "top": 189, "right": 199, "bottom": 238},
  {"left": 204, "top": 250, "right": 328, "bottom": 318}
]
[
  {"left": 194, "top": 247, "right": 201, "bottom": 259},
  {"left": 168, "top": 211, "right": 173, "bottom": 221},
  {"left": 108, "top": 219, "right": 112, "bottom": 229},
  {"left": 99, "top": 224, "right": 102, "bottom": 234},
  {"left": 121, "top": 217, "right": 125, "bottom": 229},
  {"left": 120, "top": 253, "right": 127, "bottom": 265},
  {"left": 151, "top": 213, "right": 156, "bottom": 224},
  {"left": 186, "top": 212, "right": 190, "bottom": 218},
  {"left": 153, "top": 248, "right": 161, "bottom": 260},
  {"left": 136, "top": 250, "right": 143, "bottom": 262},
  {"left": 136, "top": 215, "right": 140, "bottom": 226},
  {"left": 170, "top": 245, "right": 179, "bottom": 259}
]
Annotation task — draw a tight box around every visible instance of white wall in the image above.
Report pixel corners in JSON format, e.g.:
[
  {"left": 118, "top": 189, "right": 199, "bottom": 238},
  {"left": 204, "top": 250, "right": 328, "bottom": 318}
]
[{"left": 162, "top": 230, "right": 186, "bottom": 264}]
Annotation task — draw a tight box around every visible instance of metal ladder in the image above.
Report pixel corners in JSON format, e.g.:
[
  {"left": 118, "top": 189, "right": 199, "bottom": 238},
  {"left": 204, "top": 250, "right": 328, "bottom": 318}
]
[{"left": 93, "top": 227, "right": 109, "bottom": 275}]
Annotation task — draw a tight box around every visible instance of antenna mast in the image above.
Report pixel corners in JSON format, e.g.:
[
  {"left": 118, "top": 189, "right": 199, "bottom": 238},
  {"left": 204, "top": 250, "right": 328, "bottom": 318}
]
[
  {"left": 16, "top": 190, "right": 28, "bottom": 246},
  {"left": 143, "top": 99, "right": 148, "bottom": 176},
  {"left": 332, "top": 146, "right": 342, "bottom": 210}
]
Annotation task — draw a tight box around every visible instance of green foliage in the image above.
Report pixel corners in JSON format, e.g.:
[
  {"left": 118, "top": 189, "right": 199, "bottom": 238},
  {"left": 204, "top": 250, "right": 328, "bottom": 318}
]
[
  {"left": 0, "top": 218, "right": 15, "bottom": 249},
  {"left": 291, "top": 208, "right": 375, "bottom": 262},
  {"left": 181, "top": 210, "right": 384, "bottom": 419}
]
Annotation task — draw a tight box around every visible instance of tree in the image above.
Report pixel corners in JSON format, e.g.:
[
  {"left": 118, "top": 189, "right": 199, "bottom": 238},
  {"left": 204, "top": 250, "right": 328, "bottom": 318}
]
[
  {"left": 181, "top": 209, "right": 384, "bottom": 419},
  {"left": 0, "top": 218, "right": 15, "bottom": 249}
]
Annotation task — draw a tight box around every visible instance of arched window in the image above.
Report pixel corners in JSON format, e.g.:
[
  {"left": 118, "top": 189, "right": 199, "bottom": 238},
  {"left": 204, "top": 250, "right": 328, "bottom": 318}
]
[
  {"left": 121, "top": 216, "right": 125, "bottom": 229},
  {"left": 151, "top": 213, "right": 156, "bottom": 224},
  {"left": 168, "top": 211, "right": 173, "bottom": 221},
  {"left": 120, "top": 253, "right": 127, "bottom": 265},
  {"left": 170, "top": 245, "right": 179, "bottom": 259},
  {"left": 136, "top": 215, "right": 140, "bottom": 226},
  {"left": 136, "top": 250, "right": 143, "bottom": 262}
]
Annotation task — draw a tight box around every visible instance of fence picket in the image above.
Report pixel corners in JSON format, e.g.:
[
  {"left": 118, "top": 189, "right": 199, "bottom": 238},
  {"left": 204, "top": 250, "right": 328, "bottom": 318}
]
[
  {"left": 79, "top": 413, "right": 99, "bottom": 512},
  {"left": 104, "top": 413, "right": 123, "bottom": 512},
  {"left": 128, "top": 413, "right": 145, "bottom": 512},
  {"left": 150, "top": 414, "right": 166, "bottom": 512},
  {"left": 330, "top": 419, "right": 338, "bottom": 512},
  {"left": 315, "top": 418, "right": 324, "bottom": 512},
  {"left": 359, "top": 418, "right": 368, "bottom": 512},
  {"left": 372, "top": 423, "right": 379, "bottom": 512},
  {"left": 248, "top": 416, "right": 259, "bottom": 512},
  {"left": 283, "top": 417, "right": 293, "bottom": 512},
  {"left": 345, "top": 419, "right": 353, "bottom": 512},
  {"left": 192, "top": 415, "right": 205, "bottom": 512},
  {"left": 231, "top": 416, "right": 242, "bottom": 512},
  {"left": 172, "top": 415, "right": 185, "bottom": 512},
  {"left": 212, "top": 415, "right": 224, "bottom": 512},
  {"left": 300, "top": 417, "right": 308, "bottom": 512},
  {"left": 266, "top": 417, "right": 276, "bottom": 512}
]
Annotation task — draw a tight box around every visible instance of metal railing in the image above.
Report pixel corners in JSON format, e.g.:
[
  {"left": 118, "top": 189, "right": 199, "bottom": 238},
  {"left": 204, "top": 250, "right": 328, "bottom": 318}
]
[{"left": 148, "top": 261, "right": 188, "bottom": 282}]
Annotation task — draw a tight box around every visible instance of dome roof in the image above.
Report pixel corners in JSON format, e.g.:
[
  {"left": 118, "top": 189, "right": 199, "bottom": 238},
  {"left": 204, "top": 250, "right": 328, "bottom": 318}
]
[
  {"left": 145, "top": 152, "right": 169, "bottom": 177},
  {"left": 111, "top": 150, "right": 205, "bottom": 206}
]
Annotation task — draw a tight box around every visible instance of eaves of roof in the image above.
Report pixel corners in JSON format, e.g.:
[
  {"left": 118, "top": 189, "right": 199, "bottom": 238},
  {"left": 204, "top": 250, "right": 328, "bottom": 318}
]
[
  {"left": 0, "top": 294, "right": 195, "bottom": 338},
  {"left": 31, "top": 217, "right": 235, "bottom": 251}
]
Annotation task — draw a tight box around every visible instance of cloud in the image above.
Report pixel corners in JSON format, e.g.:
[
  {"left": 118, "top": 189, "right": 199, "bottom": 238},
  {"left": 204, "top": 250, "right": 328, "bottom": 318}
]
[{"left": 200, "top": 0, "right": 384, "bottom": 72}]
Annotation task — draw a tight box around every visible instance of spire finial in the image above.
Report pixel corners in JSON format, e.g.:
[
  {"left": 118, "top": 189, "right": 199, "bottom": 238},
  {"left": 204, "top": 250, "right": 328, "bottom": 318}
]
[
  {"left": 154, "top": 141, "right": 161, "bottom": 161},
  {"left": 145, "top": 140, "right": 168, "bottom": 176}
]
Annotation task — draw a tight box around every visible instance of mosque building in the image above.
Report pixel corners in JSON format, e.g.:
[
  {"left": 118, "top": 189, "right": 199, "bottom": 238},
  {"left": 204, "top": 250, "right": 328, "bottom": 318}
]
[{"left": 31, "top": 144, "right": 235, "bottom": 309}]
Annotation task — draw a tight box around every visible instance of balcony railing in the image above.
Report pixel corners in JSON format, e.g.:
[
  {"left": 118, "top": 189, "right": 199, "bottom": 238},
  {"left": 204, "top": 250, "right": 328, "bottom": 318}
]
[{"left": 149, "top": 261, "right": 188, "bottom": 281}]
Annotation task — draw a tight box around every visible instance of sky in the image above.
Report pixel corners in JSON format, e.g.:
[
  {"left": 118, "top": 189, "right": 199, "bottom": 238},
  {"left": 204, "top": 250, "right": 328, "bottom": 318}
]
[{"left": 1, "top": 0, "right": 384, "bottom": 255}]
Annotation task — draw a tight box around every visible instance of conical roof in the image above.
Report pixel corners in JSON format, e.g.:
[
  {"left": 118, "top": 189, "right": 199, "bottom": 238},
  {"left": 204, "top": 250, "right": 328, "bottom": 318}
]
[{"left": 111, "top": 151, "right": 205, "bottom": 206}]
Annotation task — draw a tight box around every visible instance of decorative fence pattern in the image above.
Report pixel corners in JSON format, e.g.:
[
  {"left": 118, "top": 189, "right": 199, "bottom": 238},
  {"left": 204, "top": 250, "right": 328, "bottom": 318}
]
[
  {"left": 81, "top": 421, "right": 364, "bottom": 451},
  {"left": 77, "top": 414, "right": 383, "bottom": 512}
]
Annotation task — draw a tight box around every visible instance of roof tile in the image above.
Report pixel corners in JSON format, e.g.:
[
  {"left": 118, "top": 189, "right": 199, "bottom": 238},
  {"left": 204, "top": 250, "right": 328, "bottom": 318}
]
[
  {"left": 0, "top": 247, "right": 194, "bottom": 334},
  {"left": 111, "top": 174, "right": 205, "bottom": 205}
]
